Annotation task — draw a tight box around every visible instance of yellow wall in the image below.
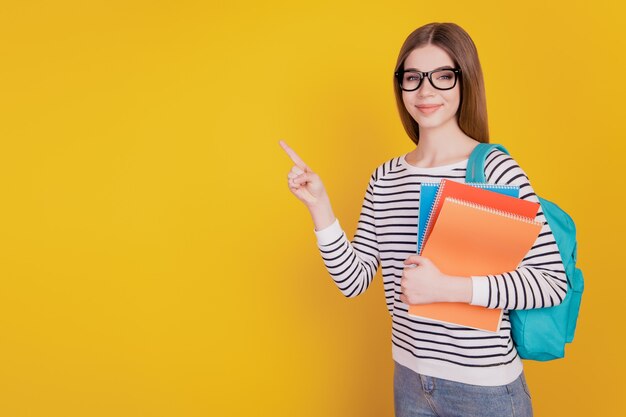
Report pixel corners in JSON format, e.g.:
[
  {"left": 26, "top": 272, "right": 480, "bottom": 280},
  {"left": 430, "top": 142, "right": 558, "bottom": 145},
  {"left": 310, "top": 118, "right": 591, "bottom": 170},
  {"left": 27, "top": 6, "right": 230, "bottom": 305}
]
[{"left": 0, "top": 1, "right": 624, "bottom": 415}]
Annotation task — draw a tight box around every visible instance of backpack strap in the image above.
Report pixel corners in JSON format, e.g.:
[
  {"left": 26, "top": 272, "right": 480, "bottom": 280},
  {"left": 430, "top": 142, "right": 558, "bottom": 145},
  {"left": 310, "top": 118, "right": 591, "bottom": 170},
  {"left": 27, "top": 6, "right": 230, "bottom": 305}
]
[{"left": 466, "top": 143, "right": 510, "bottom": 183}]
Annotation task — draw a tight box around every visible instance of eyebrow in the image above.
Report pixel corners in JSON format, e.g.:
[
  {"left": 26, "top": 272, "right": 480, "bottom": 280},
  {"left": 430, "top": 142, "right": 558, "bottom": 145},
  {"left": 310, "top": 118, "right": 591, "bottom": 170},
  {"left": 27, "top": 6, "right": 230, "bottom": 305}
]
[{"left": 403, "top": 65, "right": 454, "bottom": 72}]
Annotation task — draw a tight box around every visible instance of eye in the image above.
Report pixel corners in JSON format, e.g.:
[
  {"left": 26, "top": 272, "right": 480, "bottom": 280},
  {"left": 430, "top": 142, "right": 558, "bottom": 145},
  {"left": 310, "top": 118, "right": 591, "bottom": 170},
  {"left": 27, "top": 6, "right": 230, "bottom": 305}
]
[
  {"left": 434, "top": 70, "right": 455, "bottom": 80},
  {"left": 404, "top": 72, "right": 421, "bottom": 81}
]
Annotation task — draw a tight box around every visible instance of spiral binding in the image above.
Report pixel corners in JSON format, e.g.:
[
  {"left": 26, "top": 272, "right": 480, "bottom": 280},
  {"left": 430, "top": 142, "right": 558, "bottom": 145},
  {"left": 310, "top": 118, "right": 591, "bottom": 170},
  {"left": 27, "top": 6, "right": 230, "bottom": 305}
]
[
  {"left": 421, "top": 182, "right": 517, "bottom": 191},
  {"left": 464, "top": 183, "right": 518, "bottom": 190},
  {"left": 418, "top": 181, "right": 448, "bottom": 254},
  {"left": 444, "top": 197, "right": 541, "bottom": 225}
]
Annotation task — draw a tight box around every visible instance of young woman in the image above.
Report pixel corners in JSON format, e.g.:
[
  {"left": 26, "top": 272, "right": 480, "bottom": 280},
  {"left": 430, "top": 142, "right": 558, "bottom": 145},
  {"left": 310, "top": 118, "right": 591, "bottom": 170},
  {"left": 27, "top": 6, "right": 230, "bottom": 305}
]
[{"left": 280, "top": 22, "right": 567, "bottom": 417}]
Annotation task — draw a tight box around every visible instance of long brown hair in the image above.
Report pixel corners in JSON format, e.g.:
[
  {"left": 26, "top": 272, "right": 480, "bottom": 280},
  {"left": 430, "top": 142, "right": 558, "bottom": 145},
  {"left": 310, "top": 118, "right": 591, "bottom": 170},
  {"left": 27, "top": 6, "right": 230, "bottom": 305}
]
[{"left": 393, "top": 23, "right": 489, "bottom": 145}]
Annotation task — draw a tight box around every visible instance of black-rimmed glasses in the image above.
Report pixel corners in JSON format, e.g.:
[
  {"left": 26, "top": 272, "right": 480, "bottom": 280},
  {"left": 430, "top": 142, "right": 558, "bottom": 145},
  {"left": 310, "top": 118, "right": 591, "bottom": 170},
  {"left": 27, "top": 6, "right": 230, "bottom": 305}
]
[{"left": 394, "top": 68, "right": 461, "bottom": 91}]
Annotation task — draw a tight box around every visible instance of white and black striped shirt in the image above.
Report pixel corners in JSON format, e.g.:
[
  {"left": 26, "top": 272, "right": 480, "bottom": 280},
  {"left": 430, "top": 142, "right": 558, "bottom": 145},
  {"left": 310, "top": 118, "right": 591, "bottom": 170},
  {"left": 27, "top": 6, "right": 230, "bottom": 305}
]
[{"left": 314, "top": 149, "right": 568, "bottom": 386}]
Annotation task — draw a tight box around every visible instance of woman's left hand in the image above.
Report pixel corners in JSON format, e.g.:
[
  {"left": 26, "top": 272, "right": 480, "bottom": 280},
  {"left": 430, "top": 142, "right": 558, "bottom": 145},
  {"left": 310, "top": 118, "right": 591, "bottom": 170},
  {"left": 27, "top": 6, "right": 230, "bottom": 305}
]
[
  {"left": 400, "top": 255, "right": 446, "bottom": 305},
  {"left": 400, "top": 255, "right": 472, "bottom": 305}
]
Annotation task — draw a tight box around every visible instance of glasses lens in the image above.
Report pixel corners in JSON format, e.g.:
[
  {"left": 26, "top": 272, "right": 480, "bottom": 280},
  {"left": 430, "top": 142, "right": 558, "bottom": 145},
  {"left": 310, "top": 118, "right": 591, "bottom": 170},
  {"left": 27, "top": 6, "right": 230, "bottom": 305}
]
[
  {"left": 401, "top": 72, "right": 422, "bottom": 90},
  {"left": 431, "top": 69, "right": 456, "bottom": 89}
]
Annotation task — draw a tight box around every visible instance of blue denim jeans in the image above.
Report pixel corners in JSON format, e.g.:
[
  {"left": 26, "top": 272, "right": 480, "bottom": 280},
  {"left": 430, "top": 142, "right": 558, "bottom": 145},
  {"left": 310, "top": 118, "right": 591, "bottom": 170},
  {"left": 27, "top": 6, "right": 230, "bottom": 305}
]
[{"left": 394, "top": 361, "right": 533, "bottom": 417}]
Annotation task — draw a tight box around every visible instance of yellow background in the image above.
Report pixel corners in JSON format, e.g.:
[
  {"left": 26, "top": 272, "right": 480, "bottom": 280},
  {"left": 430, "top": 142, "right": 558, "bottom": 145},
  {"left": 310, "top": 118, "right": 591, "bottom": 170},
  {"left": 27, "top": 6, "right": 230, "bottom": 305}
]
[{"left": 0, "top": 1, "right": 624, "bottom": 416}]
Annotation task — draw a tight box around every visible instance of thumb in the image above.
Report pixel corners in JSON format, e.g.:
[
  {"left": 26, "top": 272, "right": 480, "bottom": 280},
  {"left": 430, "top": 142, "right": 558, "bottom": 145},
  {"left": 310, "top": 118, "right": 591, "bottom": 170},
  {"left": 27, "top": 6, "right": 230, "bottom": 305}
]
[
  {"left": 404, "top": 255, "right": 428, "bottom": 267},
  {"left": 292, "top": 171, "right": 317, "bottom": 186}
]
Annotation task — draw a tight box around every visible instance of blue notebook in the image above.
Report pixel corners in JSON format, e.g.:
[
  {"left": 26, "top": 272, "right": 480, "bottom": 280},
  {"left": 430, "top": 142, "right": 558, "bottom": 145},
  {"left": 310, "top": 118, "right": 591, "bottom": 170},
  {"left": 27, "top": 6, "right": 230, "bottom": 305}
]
[{"left": 417, "top": 181, "right": 520, "bottom": 254}]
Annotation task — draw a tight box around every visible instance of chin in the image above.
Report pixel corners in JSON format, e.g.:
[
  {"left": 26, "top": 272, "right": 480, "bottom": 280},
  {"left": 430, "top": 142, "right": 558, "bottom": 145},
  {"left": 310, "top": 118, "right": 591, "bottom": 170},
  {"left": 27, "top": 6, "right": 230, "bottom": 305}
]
[
  {"left": 415, "top": 118, "right": 445, "bottom": 129},
  {"left": 414, "top": 115, "right": 455, "bottom": 130}
]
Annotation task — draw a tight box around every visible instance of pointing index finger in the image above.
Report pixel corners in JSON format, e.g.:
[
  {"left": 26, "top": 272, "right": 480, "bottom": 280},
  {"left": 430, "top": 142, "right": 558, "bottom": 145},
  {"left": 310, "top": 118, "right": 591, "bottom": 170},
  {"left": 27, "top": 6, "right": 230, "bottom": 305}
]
[{"left": 279, "top": 140, "right": 308, "bottom": 170}]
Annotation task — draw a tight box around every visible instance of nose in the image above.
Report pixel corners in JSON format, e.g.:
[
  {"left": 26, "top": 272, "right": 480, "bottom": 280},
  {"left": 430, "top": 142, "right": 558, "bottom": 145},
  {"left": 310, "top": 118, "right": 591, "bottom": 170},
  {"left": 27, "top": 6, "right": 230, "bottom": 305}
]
[{"left": 417, "top": 76, "right": 436, "bottom": 97}]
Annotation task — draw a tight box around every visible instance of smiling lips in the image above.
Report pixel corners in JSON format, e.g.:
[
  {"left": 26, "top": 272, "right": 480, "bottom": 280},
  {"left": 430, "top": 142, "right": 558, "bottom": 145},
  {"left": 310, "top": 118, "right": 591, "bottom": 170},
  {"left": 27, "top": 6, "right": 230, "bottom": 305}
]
[{"left": 416, "top": 104, "right": 442, "bottom": 114}]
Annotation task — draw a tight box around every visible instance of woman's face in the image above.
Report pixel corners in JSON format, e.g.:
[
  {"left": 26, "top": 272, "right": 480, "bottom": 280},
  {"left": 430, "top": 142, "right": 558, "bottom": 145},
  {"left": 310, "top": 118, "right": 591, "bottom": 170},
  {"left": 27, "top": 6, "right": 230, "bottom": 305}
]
[{"left": 401, "top": 44, "right": 461, "bottom": 132}]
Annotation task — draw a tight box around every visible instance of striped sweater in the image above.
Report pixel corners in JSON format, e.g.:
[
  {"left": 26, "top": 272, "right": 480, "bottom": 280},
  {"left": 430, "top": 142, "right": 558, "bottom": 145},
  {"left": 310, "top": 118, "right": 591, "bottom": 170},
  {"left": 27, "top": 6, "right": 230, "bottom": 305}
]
[{"left": 314, "top": 149, "right": 568, "bottom": 386}]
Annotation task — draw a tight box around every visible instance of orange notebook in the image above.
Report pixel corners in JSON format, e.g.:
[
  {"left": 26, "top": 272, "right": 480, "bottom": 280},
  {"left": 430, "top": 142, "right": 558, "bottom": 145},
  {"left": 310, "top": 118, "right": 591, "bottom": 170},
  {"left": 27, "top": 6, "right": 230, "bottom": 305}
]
[
  {"left": 408, "top": 197, "right": 543, "bottom": 332},
  {"left": 419, "top": 179, "right": 540, "bottom": 255}
]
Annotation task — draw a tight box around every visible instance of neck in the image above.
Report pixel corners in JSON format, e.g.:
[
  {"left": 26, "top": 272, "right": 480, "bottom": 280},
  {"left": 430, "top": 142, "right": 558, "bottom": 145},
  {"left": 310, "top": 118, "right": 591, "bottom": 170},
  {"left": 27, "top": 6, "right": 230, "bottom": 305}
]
[{"left": 407, "top": 122, "right": 478, "bottom": 168}]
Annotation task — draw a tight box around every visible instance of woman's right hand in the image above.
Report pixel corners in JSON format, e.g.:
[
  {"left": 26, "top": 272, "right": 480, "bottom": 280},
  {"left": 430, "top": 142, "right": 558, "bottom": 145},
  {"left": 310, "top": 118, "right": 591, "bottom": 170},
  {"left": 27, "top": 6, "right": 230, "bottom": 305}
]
[
  {"left": 279, "top": 140, "right": 336, "bottom": 230},
  {"left": 279, "top": 140, "right": 329, "bottom": 207}
]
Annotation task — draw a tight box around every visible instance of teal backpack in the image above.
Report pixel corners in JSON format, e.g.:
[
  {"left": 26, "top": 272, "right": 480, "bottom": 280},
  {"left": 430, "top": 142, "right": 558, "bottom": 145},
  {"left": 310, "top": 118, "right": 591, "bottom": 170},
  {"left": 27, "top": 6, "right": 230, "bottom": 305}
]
[{"left": 466, "top": 143, "right": 584, "bottom": 361}]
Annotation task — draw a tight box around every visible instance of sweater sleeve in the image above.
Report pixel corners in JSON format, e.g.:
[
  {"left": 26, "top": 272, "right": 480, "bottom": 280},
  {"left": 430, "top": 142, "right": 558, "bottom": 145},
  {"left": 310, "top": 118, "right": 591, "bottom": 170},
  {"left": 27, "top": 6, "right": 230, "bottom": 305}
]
[
  {"left": 469, "top": 150, "right": 568, "bottom": 310},
  {"left": 314, "top": 172, "right": 380, "bottom": 298}
]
